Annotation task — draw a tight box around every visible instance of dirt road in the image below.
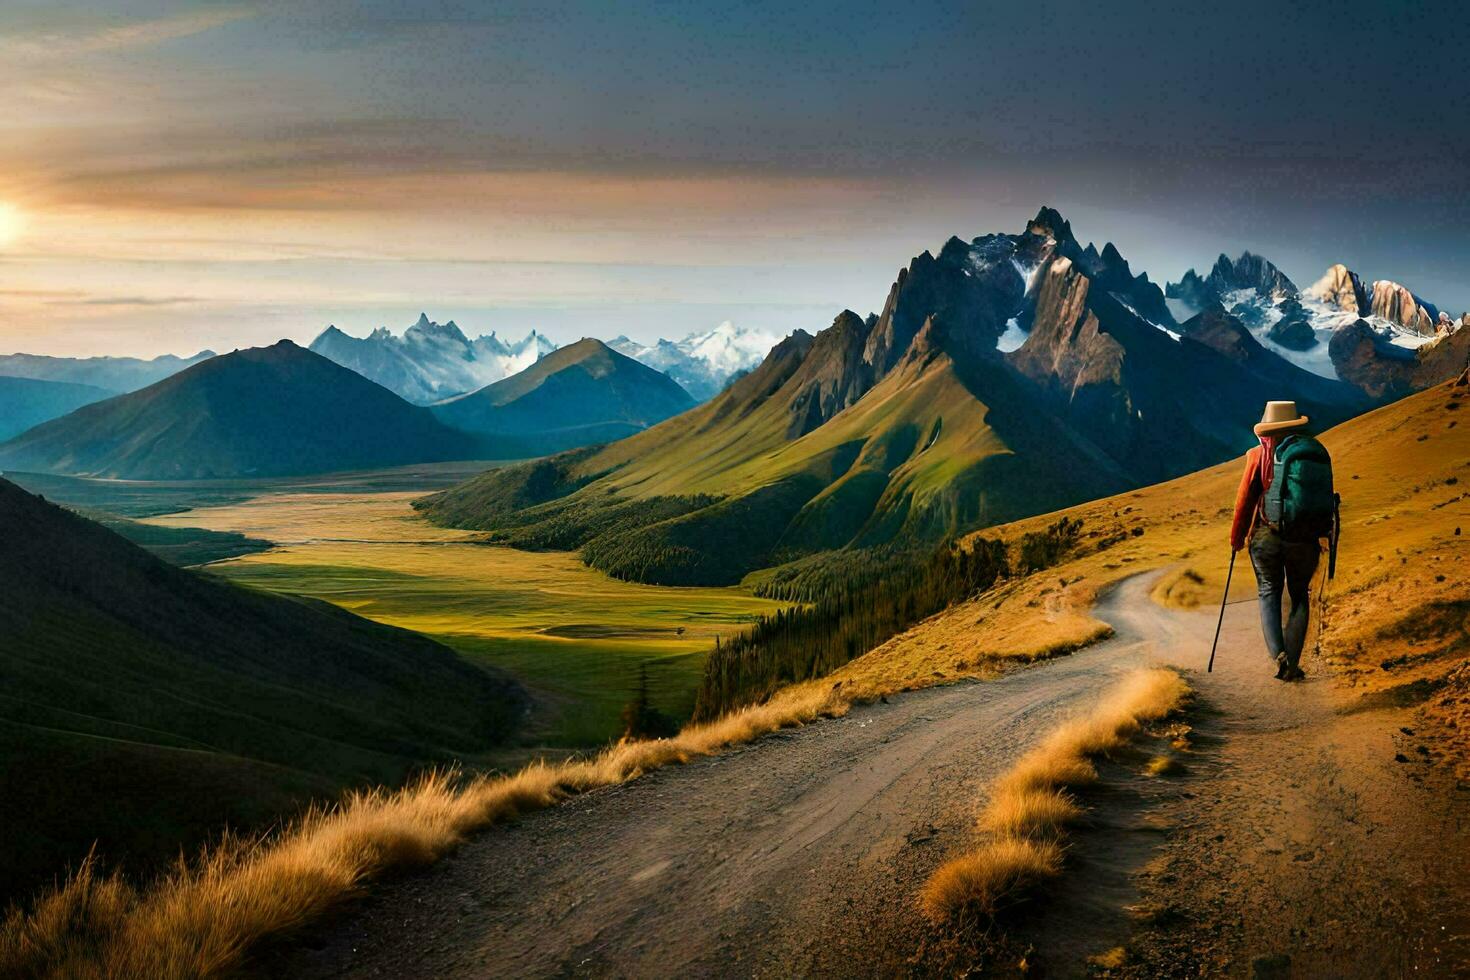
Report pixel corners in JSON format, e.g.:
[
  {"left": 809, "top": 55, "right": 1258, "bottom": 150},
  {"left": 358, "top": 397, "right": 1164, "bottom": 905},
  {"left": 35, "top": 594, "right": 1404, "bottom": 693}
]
[{"left": 272, "top": 572, "right": 1469, "bottom": 978}]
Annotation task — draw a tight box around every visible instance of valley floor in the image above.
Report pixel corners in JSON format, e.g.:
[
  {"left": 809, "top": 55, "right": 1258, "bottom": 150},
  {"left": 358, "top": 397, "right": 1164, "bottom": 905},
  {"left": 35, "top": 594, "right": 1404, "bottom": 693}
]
[
  {"left": 265, "top": 571, "right": 1470, "bottom": 978},
  {"left": 142, "top": 490, "right": 785, "bottom": 745}
]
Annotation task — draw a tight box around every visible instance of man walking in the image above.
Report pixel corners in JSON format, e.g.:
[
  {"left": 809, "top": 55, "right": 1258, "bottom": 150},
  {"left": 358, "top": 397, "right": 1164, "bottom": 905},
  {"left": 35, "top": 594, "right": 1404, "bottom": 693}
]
[{"left": 1229, "top": 401, "right": 1336, "bottom": 681}]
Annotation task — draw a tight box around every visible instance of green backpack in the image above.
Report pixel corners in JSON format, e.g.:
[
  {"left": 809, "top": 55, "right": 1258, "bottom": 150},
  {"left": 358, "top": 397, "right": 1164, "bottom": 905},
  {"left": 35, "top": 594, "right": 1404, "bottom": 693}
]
[{"left": 1262, "top": 433, "right": 1335, "bottom": 541}]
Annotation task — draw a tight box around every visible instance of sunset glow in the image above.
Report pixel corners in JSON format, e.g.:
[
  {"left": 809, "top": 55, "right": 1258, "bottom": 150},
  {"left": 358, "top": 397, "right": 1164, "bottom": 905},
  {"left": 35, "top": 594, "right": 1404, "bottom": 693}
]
[
  {"left": 1, "top": 2, "right": 1466, "bottom": 358},
  {"left": 0, "top": 204, "right": 23, "bottom": 248}
]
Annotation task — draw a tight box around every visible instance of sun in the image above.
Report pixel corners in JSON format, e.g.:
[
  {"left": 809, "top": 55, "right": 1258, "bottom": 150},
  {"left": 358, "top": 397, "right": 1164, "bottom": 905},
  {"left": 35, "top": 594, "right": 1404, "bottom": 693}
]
[{"left": 0, "top": 203, "right": 24, "bottom": 246}]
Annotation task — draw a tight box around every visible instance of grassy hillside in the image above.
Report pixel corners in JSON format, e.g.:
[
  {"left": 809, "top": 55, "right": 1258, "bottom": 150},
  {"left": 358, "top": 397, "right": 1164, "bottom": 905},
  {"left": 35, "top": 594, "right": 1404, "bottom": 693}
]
[
  {"left": 142, "top": 490, "right": 788, "bottom": 745},
  {"left": 826, "top": 373, "right": 1470, "bottom": 750},
  {"left": 0, "top": 341, "right": 483, "bottom": 480},
  {"left": 0, "top": 375, "right": 117, "bottom": 441},
  {"left": 417, "top": 211, "right": 1393, "bottom": 589},
  {"left": 432, "top": 338, "right": 695, "bottom": 454},
  {"left": 0, "top": 478, "right": 525, "bottom": 903},
  {"left": 420, "top": 326, "right": 1131, "bottom": 585}
]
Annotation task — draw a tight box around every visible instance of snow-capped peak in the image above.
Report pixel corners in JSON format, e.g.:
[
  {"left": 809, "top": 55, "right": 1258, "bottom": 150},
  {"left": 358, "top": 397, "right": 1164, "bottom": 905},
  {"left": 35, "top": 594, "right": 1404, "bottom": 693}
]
[
  {"left": 308, "top": 316, "right": 557, "bottom": 404},
  {"left": 611, "top": 321, "right": 780, "bottom": 401},
  {"left": 683, "top": 320, "right": 782, "bottom": 377}
]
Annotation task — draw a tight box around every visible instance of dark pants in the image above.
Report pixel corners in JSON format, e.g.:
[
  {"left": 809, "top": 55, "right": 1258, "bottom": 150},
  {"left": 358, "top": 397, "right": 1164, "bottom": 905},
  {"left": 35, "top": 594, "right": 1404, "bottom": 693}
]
[{"left": 1248, "top": 525, "right": 1321, "bottom": 668}]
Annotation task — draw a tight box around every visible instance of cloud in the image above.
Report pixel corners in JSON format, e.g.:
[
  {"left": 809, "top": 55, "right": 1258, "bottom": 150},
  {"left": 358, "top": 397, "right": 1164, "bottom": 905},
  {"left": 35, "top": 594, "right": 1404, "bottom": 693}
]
[
  {"left": 0, "top": 287, "right": 199, "bottom": 307},
  {"left": 0, "top": 6, "right": 256, "bottom": 58},
  {"left": 57, "top": 295, "right": 202, "bottom": 308}
]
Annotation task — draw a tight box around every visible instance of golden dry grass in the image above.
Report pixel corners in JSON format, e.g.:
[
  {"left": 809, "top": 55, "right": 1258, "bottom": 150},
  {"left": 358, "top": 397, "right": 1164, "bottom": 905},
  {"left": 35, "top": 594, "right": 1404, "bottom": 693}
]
[
  {"left": 978, "top": 788, "right": 1083, "bottom": 840},
  {"left": 919, "top": 838, "right": 1065, "bottom": 920},
  {"left": 0, "top": 683, "right": 849, "bottom": 980},
  {"left": 920, "top": 667, "right": 1189, "bottom": 922},
  {"left": 840, "top": 378, "right": 1469, "bottom": 771}
]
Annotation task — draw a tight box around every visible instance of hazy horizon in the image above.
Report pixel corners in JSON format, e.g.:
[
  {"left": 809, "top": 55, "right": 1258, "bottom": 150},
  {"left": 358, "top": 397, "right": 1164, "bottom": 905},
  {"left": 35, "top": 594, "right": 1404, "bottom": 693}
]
[{"left": 3, "top": 1, "right": 1467, "bottom": 359}]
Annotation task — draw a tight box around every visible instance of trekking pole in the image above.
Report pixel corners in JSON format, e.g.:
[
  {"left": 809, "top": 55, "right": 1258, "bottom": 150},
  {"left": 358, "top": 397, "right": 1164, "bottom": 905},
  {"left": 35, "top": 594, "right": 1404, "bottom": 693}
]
[{"left": 1207, "top": 551, "right": 1237, "bottom": 673}]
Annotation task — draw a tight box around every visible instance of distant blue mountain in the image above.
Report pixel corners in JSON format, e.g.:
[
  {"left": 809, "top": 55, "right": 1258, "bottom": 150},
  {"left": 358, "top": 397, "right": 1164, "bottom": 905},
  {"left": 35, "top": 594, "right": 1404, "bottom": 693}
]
[{"left": 0, "top": 376, "right": 118, "bottom": 441}]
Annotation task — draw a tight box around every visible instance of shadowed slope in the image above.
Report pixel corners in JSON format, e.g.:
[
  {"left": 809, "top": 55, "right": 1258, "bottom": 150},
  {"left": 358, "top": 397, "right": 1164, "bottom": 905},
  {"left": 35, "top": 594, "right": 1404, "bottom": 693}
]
[
  {"left": 0, "top": 477, "right": 524, "bottom": 902},
  {"left": 0, "top": 376, "right": 116, "bottom": 441}
]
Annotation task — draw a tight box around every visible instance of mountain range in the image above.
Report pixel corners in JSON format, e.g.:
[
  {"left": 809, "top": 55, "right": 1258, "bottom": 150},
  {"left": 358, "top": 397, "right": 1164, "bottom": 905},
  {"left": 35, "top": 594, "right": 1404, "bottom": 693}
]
[
  {"left": 310, "top": 314, "right": 556, "bottom": 405},
  {"left": 0, "top": 376, "right": 117, "bottom": 441},
  {"left": 0, "top": 348, "right": 215, "bottom": 392},
  {"left": 419, "top": 207, "right": 1455, "bottom": 587},
  {"left": 309, "top": 315, "right": 777, "bottom": 405},
  {"left": 0, "top": 476, "right": 524, "bottom": 900},
  {"left": 0, "top": 341, "right": 483, "bottom": 480},
  {"left": 1163, "top": 252, "right": 1468, "bottom": 392},
  {"left": 609, "top": 321, "right": 783, "bottom": 401},
  {"left": 432, "top": 338, "right": 695, "bottom": 455},
  {"left": 3, "top": 209, "right": 1463, "bottom": 517}
]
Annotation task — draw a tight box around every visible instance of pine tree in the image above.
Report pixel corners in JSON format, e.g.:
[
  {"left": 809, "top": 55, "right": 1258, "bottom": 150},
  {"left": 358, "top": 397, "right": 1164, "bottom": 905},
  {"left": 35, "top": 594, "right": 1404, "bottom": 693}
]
[{"left": 620, "top": 662, "right": 678, "bottom": 740}]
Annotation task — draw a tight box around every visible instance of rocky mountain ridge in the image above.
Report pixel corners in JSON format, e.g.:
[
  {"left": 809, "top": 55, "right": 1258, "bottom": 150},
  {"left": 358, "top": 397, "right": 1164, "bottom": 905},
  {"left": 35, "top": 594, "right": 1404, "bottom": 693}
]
[
  {"left": 0, "top": 349, "right": 215, "bottom": 393},
  {"left": 609, "top": 321, "right": 781, "bottom": 401},
  {"left": 309, "top": 315, "right": 555, "bottom": 404},
  {"left": 419, "top": 207, "right": 1408, "bottom": 587},
  {"left": 1167, "top": 252, "right": 1464, "bottom": 387}
]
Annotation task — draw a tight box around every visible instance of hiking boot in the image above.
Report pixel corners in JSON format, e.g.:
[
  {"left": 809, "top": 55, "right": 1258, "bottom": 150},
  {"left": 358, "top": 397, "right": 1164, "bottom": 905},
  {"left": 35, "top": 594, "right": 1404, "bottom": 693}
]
[
  {"left": 1274, "top": 653, "right": 1290, "bottom": 680},
  {"left": 1286, "top": 665, "right": 1306, "bottom": 682}
]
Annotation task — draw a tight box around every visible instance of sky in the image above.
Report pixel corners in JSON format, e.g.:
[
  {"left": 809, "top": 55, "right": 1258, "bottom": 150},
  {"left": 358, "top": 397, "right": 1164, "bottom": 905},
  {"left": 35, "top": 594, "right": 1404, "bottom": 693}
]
[{"left": 2, "top": 0, "right": 1467, "bottom": 358}]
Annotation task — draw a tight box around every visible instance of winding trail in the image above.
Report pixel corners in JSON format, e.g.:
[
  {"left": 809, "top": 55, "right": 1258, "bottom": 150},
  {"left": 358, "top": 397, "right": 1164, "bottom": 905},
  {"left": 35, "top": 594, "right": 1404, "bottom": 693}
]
[{"left": 272, "top": 572, "right": 1469, "bottom": 978}]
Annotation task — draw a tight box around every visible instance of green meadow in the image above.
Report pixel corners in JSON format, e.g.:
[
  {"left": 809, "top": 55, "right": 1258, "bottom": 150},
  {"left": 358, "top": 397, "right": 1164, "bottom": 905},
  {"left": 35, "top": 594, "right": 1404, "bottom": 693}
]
[{"left": 144, "top": 491, "right": 786, "bottom": 746}]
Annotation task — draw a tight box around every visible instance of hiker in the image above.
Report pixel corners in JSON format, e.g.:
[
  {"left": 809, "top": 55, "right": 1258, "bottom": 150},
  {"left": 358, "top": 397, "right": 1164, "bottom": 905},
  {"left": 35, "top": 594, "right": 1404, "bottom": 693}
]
[{"left": 1229, "top": 401, "right": 1336, "bottom": 681}]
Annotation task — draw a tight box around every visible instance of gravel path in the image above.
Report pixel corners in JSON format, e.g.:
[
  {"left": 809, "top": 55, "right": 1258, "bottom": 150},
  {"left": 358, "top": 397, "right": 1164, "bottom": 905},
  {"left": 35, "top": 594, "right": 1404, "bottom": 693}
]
[{"left": 269, "top": 572, "right": 1470, "bottom": 978}]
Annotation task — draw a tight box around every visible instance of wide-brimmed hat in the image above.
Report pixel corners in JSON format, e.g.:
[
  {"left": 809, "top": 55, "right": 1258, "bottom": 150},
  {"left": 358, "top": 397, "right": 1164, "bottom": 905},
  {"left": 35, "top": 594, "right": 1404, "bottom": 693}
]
[{"left": 1254, "top": 400, "right": 1309, "bottom": 436}]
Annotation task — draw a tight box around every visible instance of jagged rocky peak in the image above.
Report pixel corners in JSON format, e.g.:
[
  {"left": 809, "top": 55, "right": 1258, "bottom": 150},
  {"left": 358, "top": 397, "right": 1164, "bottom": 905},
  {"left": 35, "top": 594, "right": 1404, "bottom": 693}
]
[
  {"left": 1216, "top": 252, "right": 1295, "bottom": 298},
  {"left": 403, "top": 313, "right": 472, "bottom": 344},
  {"left": 866, "top": 206, "right": 1189, "bottom": 375},
  {"left": 785, "top": 311, "right": 874, "bottom": 438},
  {"left": 906, "top": 314, "right": 943, "bottom": 358},
  {"left": 1168, "top": 251, "right": 1297, "bottom": 310},
  {"left": 306, "top": 316, "right": 556, "bottom": 404},
  {"left": 863, "top": 232, "right": 1029, "bottom": 376},
  {"left": 1369, "top": 280, "right": 1437, "bottom": 335},
  {"left": 1217, "top": 252, "right": 1297, "bottom": 299},
  {"left": 1164, "top": 268, "right": 1217, "bottom": 312},
  {"left": 1026, "top": 206, "right": 1074, "bottom": 244},
  {"left": 1066, "top": 237, "right": 1174, "bottom": 327},
  {"left": 1100, "top": 242, "right": 1130, "bottom": 274},
  {"left": 1304, "top": 264, "right": 1369, "bottom": 315},
  {"left": 1022, "top": 255, "right": 1094, "bottom": 346}
]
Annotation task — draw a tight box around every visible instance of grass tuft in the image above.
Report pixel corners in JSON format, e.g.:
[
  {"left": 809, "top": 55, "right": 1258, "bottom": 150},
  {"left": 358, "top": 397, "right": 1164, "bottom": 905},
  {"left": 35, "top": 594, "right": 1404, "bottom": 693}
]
[
  {"left": 1, "top": 683, "right": 848, "bottom": 980},
  {"left": 921, "top": 667, "right": 1188, "bottom": 922},
  {"left": 978, "top": 788, "right": 1083, "bottom": 840},
  {"left": 919, "top": 838, "right": 1065, "bottom": 920}
]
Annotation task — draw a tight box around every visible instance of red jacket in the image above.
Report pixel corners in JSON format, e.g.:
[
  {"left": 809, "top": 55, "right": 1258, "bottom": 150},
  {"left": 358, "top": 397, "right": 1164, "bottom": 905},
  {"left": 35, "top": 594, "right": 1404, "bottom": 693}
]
[{"left": 1230, "top": 445, "right": 1267, "bottom": 552}]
